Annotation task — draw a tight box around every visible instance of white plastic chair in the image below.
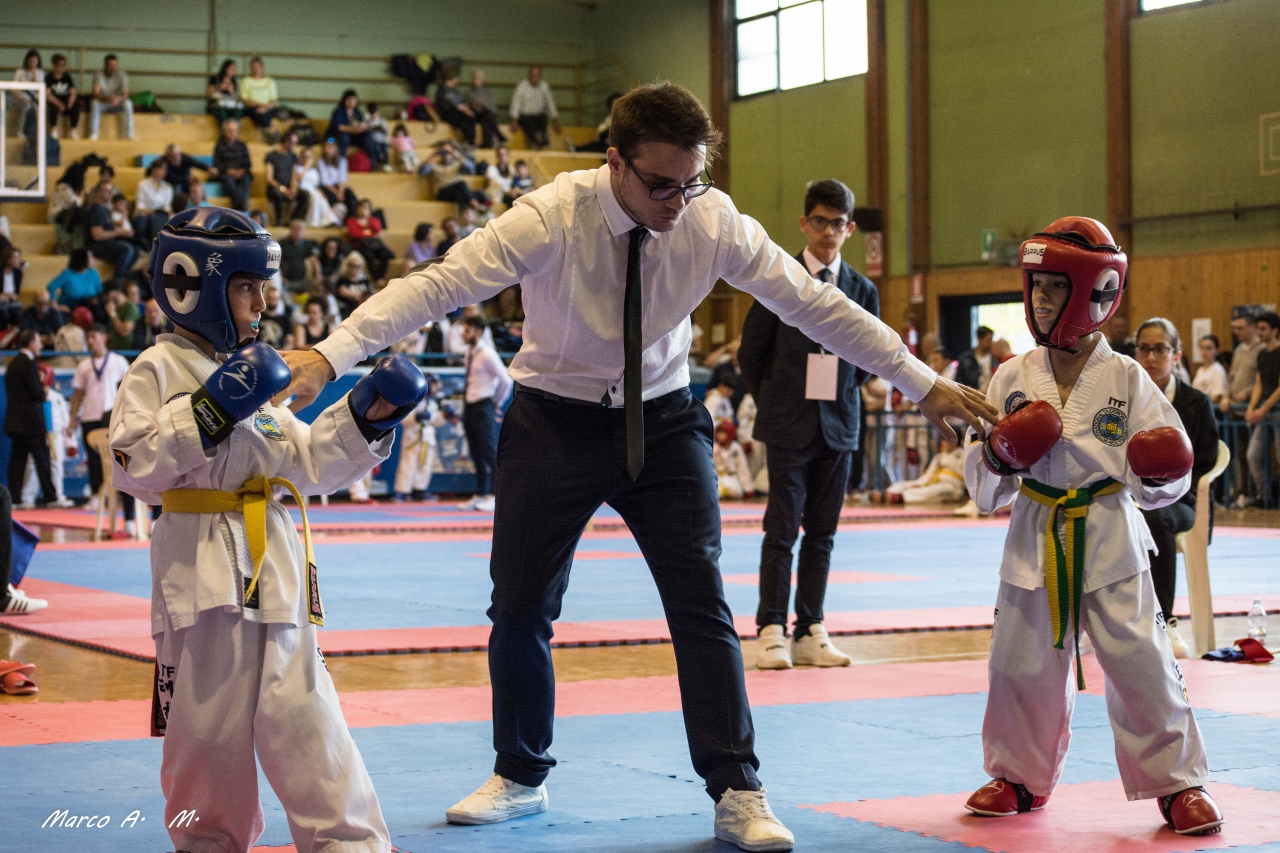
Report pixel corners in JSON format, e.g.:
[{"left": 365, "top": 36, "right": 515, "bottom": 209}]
[
  {"left": 87, "top": 429, "right": 150, "bottom": 542},
  {"left": 1176, "top": 440, "right": 1230, "bottom": 657}
]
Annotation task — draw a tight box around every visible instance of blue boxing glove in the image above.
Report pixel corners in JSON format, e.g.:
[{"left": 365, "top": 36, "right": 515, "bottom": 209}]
[
  {"left": 349, "top": 355, "right": 428, "bottom": 441},
  {"left": 191, "top": 342, "right": 292, "bottom": 448}
]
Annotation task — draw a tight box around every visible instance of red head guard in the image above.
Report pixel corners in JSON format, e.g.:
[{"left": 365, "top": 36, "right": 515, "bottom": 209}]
[
  {"left": 1020, "top": 216, "right": 1127, "bottom": 351},
  {"left": 714, "top": 420, "right": 736, "bottom": 443}
]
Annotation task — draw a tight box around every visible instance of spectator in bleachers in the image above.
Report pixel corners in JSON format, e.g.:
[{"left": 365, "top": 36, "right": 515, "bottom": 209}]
[
  {"left": 132, "top": 159, "right": 173, "bottom": 247},
  {"left": 333, "top": 251, "right": 373, "bottom": 318},
  {"left": 239, "top": 56, "right": 279, "bottom": 136},
  {"left": 257, "top": 281, "right": 294, "bottom": 350},
  {"left": 1, "top": 245, "right": 23, "bottom": 307},
  {"left": 457, "top": 207, "right": 479, "bottom": 238},
  {"left": 90, "top": 54, "right": 134, "bottom": 141},
  {"left": 293, "top": 296, "right": 331, "bottom": 351},
  {"left": 346, "top": 199, "right": 395, "bottom": 282},
  {"left": 508, "top": 159, "right": 533, "bottom": 204},
  {"left": 52, "top": 307, "right": 90, "bottom": 368},
  {"left": 466, "top": 69, "right": 506, "bottom": 148},
  {"left": 436, "top": 216, "right": 461, "bottom": 256},
  {"left": 365, "top": 103, "right": 391, "bottom": 171},
  {"left": 318, "top": 237, "right": 346, "bottom": 291},
  {"left": 109, "top": 192, "right": 139, "bottom": 252},
  {"left": 406, "top": 223, "right": 437, "bottom": 265},
  {"left": 265, "top": 131, "right": 306, "bottom": 225},
  {"left": 1192, "top": 335, "right": 1228, "bottom": 404},
  {"left": 435, "top": 69, "right": 477, "bottom": 146},
  {"left": 1105, "top": 312, "right": 1136, "bottom": 357},
  {"left": 209, "top": 119, "right": 252, "bottom": 212},
  {"left": 325, "top": 89, "right": 376, "bottom": 163},
  {"left": 160, "top": 143, "right": 210, "bottom": 202},
  {"left": 84, "top": 183, "right": 139, "bottom": 288},
  {"left": 318, "top": 138, "right": 360, "bottom": 221},
  {"left": 485, "top": 145, "right": 514, "bottom": 197},
  {"left": 1244, "top": 311, "right": 1280, "bottom": 506},
  {"left": 391, "top": 124, "right": 419, "bottom": 173},
  {"left": 421, "top": 143, "right": 489, "bottom": 211},
  {"left": 279, "top": 220, "right": 320, "bottom": 298},
  {"left": 20, "top": 290, "right": 63, "bottom": 350},
  {"left": 508, "top": 65, "right": 558, "bottom": 149},
  {"left": 129, "top": 298, "right": 169, "bottom": 350},
  {"left": 96, "top": 165, "right": 117, "bottom": 197},
  {"left": 295, "top": 147, "right": 339, "bottom": 227},
  {"left": 11, "top": 50, "right": 42, "bottom": 140},
  {"left": 47, "top": 249, "right": 103, "bottom": 314},
  {"left": 205, "top": 59, "right": 244, "bottom": 126},
  {"left": 105, "top": 287, "right": 140, "bottom": 351},
  {"left": 578, "top": 92, "right": 622, "bottom": 153},
  {"left": 181, "top": 176, "right": 211, "bottom": 210},
  {"left": 45, "top": 54, "right": 80, "bottom": 139}
]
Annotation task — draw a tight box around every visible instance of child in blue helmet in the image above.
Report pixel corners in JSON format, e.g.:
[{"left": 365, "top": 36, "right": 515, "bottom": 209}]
[{"left": 109, "top": 207, "right": 426, "bottom": 853}]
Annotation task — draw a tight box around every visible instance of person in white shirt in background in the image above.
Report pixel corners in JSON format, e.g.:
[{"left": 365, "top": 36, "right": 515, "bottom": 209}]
[
  {"left": 23, "top": 365, "right": 75, "bottom": 508},
  {"left": 278, "top": 83, "right": 993, "bottom": 852},
  {"left": 457, "top": 314, "right": 512, "bottom": 512},
  {"left": 133, "top": 159, "right": 174, "bottom": 247},
  {"left": 1191, "top": 334, "right": 1228, "bottom": 404},
  {"left": 508, "top": 65, "right": 559, "bottom": 150},
  {"left": 446, "top": 304, "right": 493, "bottom": 354},
  {"left": 702, "top": 375, "right": 736, "bottom": 423},
  {"left": 68, "top": 326, "right": 131, "bottom": 512},
  {"left": 713, "top": 420, "right": 754, "bottom": 500},
  {"left": 885, "top": 435, "right": 966, "bottom": 505}
]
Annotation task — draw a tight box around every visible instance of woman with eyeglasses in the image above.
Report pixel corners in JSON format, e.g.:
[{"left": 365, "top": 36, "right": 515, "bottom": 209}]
[{"left": 1133, "top": 317, "right": 1220, "bottom": 658}]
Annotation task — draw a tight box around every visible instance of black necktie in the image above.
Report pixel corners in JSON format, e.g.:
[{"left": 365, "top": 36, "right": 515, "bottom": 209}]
[
  {"left": 817, "top": 268, "right": 833, "bottom": 283},
  {"left": 624, "top": 226, "right": 647, "bottom": 481}
]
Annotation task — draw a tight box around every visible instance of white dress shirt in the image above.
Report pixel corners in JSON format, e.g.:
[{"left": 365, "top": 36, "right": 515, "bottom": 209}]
[
  {"left": 135, "top": 176, "right": 174, "bottom": 214},
  {"left": 316, "top": 165, "right": 935, "bottom": 408},
  {"left": 509, "top": 79, "right": 557, "bottom": 120},
  {"left": 801, "top": 247, "right": 840, "bottom": 282},
  {"left": 464, "top": 341, "right": 513, "bottom": 405}
]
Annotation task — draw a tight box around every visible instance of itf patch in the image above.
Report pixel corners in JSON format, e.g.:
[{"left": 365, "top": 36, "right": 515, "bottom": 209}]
[
  {"left": 1004, "top": 391, "right": 1027, "bottom": 414},
  {"left": 1092, "top": 406, "right": 1127, "bottom": 446}
]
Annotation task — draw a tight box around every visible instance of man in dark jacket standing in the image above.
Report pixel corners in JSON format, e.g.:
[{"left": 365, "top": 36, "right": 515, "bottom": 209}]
[
  {"left": 739, "top": 179, "right": 878, "bottom": 670},
  {"left": 4, "top": 330, "right": 58, "bottom": 507}
]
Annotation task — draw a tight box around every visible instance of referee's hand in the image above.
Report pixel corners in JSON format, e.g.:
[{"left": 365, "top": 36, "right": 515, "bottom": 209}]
[
  {"left": 275, "top": 349, "right": 337, "bottom": 412},
  {"left": 917, "top": 375, "right": 1000, "bottom": 443}
]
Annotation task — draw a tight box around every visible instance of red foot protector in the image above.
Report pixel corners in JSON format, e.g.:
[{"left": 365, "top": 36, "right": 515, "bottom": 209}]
[{"left": 802, "top": 780, "right": 1280, "bottom": 852}]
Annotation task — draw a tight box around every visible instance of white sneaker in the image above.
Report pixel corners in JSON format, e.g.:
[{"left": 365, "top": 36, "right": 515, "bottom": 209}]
[
  {"left": 52, "top": 498, "right": 75, "bottom": 508},
  {"left": 714, "top": 788, "right": 794, "bottom": 852},
  {"left": 1167, "top": 616, "right": 1190, "bottom": 659},
  {"left": 755, "top": 625, "right": 792, "bottom": 670},
  {"left": 791, "top": 624, "right": 851, "bottom": 667},
  {"left": 86, "top": 496, "right": 100, "bottom": 511},
  {"left": 445, "top": 774, "right": 548, "bottom": 825},
  {"left": 4, "top": 584, "right": 48, "bottom": 615},
  {"left": 474, "top": 495, "right": 496, "bottom": 512},
  {"left": 457, "top": 496, "right": 479, "bottom": 510}
]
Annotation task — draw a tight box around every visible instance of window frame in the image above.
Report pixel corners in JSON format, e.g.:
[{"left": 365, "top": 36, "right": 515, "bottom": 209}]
[{"left": 732, "top": 0, "right": 869, "bottom": 100}]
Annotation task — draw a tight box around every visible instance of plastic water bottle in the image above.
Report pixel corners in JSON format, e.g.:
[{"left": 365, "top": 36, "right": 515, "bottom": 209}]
[{"left": 1247, "top": 599, "right": 1268, "bottom": 641}]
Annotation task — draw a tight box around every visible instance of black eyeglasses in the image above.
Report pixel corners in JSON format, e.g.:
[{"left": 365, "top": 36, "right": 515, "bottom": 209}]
[
  {"left": 805, "top": 215, "right": 851, "bottom": 232},
  {"left": 1135, "top": 344, "right": 1173, "bottom": 358},
  {"left": 620, "top": 152, "right": 714, "bottom": 201}
]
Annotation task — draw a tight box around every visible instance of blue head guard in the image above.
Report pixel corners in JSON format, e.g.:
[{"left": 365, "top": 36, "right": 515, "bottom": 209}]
[{"left": 150, "top": 207, "right": 281, "bottom": 352}]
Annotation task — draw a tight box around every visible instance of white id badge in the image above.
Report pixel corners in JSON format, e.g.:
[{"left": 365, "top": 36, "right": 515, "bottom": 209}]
[{"left": 805, "top": 353, "right": 839, "bottom": 401}]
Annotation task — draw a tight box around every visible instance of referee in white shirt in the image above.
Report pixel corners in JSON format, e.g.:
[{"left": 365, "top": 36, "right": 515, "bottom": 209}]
[
  {"left": 459, "top": 314, "right": 513, "bottom": 512},
  {"left": 281, "top": 82, "right": 997, "bottom": 851}
]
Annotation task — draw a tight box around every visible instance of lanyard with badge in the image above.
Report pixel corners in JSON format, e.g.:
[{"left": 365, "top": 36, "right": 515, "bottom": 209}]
[{"left": 804, "top": 265, "right": 840, "bottom": 401}]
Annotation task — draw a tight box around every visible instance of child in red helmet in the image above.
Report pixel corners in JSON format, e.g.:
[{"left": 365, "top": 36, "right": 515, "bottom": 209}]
[
  {"left": 713, "top": 419, "right": 754, "bottom": 499},
  {"left": 961, "top": 217, "right": 1222, "bottom": 836}
]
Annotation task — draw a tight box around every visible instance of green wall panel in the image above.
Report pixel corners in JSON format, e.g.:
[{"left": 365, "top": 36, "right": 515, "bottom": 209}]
[
  {"left": 929, "top": 0, "right": 1106, "bottom": 267},
  {"left": 1130, "top": 0, "right": 1280, "bottom": 255},
  {"left": 727, "top": 77, "right": 869, "bottom": 269}
]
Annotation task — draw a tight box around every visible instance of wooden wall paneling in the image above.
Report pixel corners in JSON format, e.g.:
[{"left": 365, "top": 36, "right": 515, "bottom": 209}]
[
  {"left": 866, "top": 0, "right": 890, "bottom": 282},
  {"left": 906, "top": 0, "right": 930, "bottom": 274},
  {"left": 709, "top": 0, "right": 735, "bottom": 193},
  {"left": 1104, "top": 0, "right": 1135, "bottom": 266}
]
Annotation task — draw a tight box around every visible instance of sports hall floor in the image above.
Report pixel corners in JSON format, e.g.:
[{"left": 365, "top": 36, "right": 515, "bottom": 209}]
[{"left": 3, "top": 500, "right": 1279, "bottom": 853}]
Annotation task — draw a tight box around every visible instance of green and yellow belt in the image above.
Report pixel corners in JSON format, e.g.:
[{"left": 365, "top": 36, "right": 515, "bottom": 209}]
[
  {"left": 162, "top": 475, "right": 324, "bottom": 626},
  {"left": 1018, "top": 476, "right": 1124, "bottom": 690}
]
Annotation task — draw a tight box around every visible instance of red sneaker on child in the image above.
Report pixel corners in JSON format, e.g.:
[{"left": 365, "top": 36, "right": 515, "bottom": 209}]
[
  {"left": 964, "top": 779, "right": 1049, "bottom": 816},
  {"left": 1160, "top": 787, "right": 1223, "bottom": 835}
]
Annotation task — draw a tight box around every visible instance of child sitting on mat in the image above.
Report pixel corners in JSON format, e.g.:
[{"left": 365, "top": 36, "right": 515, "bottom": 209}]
[
  {"left": 109, "top": 207, "right": 427, "bottom": 853},
  {"left": 961, "top": 216, "right": 1222, "bottom": 836}
]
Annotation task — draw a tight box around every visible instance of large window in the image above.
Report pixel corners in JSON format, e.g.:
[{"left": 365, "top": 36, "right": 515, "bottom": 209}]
[
  {"left": 1139, "top": 0, "right": 1202, "bottom": 10},
  {"left": 735, "top": 0, "right": 869, "bottom": 97}
]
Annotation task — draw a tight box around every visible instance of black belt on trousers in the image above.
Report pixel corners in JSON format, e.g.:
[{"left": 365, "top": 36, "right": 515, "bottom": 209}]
[{"left": 515, "top": 383, "right": 608, "bottom": 408}]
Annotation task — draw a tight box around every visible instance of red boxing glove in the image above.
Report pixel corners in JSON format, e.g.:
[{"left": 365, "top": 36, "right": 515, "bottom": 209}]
[
  {"left": 981, "top": 399, "right": 1063, "bottom": 476},
  {"left": 1128, "top": 426, "right": 1193, "bottom": 485}
]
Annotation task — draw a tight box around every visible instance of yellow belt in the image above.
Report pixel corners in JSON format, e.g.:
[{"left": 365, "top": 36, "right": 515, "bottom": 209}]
[
  {"left": 1018, "top": 477, "right": 1123, "bottom": 690},
  {"left": 161, "top": 476, "right": 323, "bottom": 626}
]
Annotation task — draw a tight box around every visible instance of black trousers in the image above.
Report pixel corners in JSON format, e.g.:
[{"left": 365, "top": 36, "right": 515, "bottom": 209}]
[
  {"left": 517, "top": 114, "right": 550, "bottom": 148},
  {"left": 1140, "top": 502, "right": 1196, "bottom": 621},
  {"left": 462, "top": 397, "right": 497, "bottom": 496},
  {"left": 756, "top": 432, "right": 853, "bottom": 636},
  {"left": 487, "top": 388, "right": 760, "bottom": 800},
  {"left": 7, "top": 433, "right": 56, "bottom": 506}
]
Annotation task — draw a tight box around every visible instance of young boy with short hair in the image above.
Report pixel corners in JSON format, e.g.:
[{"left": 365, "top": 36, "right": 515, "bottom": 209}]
[
  {"left": 962, "top": 216, "right": 1223, "bottom": 837},
  {"left": 109, "top": 207, "right": 427, "bottom": 853}
]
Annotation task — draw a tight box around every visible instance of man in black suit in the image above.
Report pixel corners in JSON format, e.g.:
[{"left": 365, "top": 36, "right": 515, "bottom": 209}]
[
  {"left": 4, "top": 330, "right": 58, "bottom": 507},
  {"left": 739, "top": 179, "right": 878, "bottom": 669}
]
